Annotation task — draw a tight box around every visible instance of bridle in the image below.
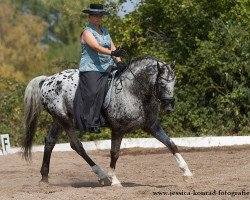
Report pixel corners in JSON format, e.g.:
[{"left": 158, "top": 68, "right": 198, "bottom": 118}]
[
  {"left": 116, "top": 50, "right": 176, "bottom": 105},
  {"left": 127, "top": 62, "right": 176, "bottom": 103},
  {"left": 155, "top": 63, "right": 176, "bottom": 105}
]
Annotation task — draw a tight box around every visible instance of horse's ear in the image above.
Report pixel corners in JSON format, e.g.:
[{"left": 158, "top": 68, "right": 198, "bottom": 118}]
[{"left": 170, "top": 60, "right": 176, "bottom": 69}]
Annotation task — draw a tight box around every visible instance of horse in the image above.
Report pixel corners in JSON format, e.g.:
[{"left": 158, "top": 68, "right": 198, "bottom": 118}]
[{"left": 22, "top": 56, "right": 192, "bottom": 187}]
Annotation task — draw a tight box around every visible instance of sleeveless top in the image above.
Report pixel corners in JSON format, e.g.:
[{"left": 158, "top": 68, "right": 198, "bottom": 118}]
[{"left": 79, "top": 24, "right": 116, "bottom": 72}]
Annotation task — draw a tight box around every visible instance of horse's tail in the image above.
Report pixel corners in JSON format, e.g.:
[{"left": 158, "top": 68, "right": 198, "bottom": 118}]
[{"left": 22, "top": 75, "right": 47, "bottom": 161}]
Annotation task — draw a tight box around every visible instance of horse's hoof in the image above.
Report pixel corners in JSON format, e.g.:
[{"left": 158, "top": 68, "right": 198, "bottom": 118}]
[
  {"left": 40, "top": 177, "right": 49, "bottom": 183},
  {"left": 111, "top": 183, "right": 123, "bottom": 187},
  {"left": 184, "top": 171, "right": 193, "bottom": 177},
  {"left": 39, "top": 179, "right": 50, "bottom": 187},
  {"left": 98, "top": 177, "right": 112, "bottom": 186},
  {"left": 183, "top": 173, "right": 194, "bottom": 182}
]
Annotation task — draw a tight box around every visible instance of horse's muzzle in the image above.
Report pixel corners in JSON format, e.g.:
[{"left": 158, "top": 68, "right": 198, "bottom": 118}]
[{"left": 161, "top": 98, "right": 175, "bottom": 114}]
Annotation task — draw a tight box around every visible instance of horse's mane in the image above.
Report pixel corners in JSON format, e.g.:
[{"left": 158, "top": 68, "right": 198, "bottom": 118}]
[
  {"left": 128, "top": 55, "right": 160, "bottom": 66},
  {"left": 117, "top": 55, "right": 165, "bottom": 77}
]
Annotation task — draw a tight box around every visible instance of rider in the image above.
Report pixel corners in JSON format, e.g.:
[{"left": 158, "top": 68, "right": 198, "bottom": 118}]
[{"left": 73, "top": 3, "right": 126, "bottom": 133}]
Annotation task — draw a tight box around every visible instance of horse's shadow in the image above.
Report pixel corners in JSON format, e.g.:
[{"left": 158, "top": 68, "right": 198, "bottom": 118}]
[
  {"left": 71, "top": 181, "right": 101, "bottom": 188},
  {"left": 70, "top": 181, "right": 176, "bottom": 189},
  {"left": 122, "top": 182, "right": 176, "bottom": 188}
]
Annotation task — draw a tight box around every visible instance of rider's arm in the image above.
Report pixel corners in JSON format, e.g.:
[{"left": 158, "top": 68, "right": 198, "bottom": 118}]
[{"left": 82, "top": 30, "right": 112, "bottom": 55}]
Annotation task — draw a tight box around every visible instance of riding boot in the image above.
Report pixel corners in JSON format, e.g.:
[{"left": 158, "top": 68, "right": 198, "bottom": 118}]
[{"left": 100, "top": 112, "right": 108, "bottom": 127}]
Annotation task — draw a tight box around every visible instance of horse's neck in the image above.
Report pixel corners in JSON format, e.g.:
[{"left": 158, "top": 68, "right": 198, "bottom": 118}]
[{"left": 120, "top": 61, "right": 158, "bottom": 95}]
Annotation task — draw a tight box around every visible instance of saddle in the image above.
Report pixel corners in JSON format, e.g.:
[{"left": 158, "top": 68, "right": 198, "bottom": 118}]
[{"left": 102, "top": 70, "right": 117, "bottom": 109}]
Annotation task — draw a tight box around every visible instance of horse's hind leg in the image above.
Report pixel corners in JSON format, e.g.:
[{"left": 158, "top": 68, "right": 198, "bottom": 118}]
[
  {"left": 149, "top": 121, "right": 192, "bottom": 177},
  {"left": 40, "top": 120, "right": 62, "bottom": 182},
  {"left": 64, "top": 124, "right": 111, "bottom": 186},
  {"left": 108, "top": 131, "right": 123, "bottom": 187}
]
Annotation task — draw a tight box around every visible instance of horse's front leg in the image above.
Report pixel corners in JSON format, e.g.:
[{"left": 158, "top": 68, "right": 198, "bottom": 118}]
[
  {"left": 108, "top": 131, "right": 123, "bottom": 187},
  {"left": 149, "top": 121, "right": 193, "bottom": 177}
]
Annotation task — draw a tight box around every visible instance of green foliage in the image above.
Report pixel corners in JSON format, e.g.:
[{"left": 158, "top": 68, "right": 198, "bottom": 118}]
[{"left": 0, "top": 77, "right": 25, "bottom": 146}]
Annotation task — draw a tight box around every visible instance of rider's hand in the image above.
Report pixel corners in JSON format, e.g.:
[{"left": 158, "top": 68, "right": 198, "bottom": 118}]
[
  {"left": 116, "top": 61, "right": 127, "bottom": 72},
  {"left": 111, "top": 47, "right": 123, "bottom": 57}
]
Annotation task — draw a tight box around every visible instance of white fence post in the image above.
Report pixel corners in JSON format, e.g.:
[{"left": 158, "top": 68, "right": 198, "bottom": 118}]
[{"left": 1, "top": 134, "right": 11, "bottom": 155}]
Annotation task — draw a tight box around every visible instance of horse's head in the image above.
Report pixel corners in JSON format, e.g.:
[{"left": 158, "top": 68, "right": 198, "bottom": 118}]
[{"left": 156, "top": 61, "right": 176, "bottom": 114}]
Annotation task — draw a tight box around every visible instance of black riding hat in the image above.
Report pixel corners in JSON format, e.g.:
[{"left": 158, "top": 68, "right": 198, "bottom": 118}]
[{"left": 82, "top": 3, "right": 109, "bottom": 15}]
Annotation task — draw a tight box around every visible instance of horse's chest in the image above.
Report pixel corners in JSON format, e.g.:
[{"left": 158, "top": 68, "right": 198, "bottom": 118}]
[{"left": 108, "top": 95, "right": 145, "bottom": 121}]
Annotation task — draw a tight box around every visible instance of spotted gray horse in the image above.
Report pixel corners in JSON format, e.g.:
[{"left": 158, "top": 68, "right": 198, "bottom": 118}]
[{"left": 22, "top": 56, "right": 192, "bottom": 186}]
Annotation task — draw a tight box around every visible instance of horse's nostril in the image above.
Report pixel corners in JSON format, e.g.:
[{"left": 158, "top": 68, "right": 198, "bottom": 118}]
[
  {"left": 165, "top": 104, "right": 175, "bottom": 113},
  {"left": 166, "top": 109, "right": 174, "bottom": 113}
]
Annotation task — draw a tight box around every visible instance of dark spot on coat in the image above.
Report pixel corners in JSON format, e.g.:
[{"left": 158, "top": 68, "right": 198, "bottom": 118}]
[
  {"left": 55, "top": 81, "right": 62, "bottom": 95},
  {"left": 47, "top": 81, "right": 53, "bottom": 86}
]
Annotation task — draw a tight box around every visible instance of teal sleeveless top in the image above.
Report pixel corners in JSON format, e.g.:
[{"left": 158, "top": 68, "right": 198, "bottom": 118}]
[{"left": 79, "top": 24, "right": 116, "bottom": 72}]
